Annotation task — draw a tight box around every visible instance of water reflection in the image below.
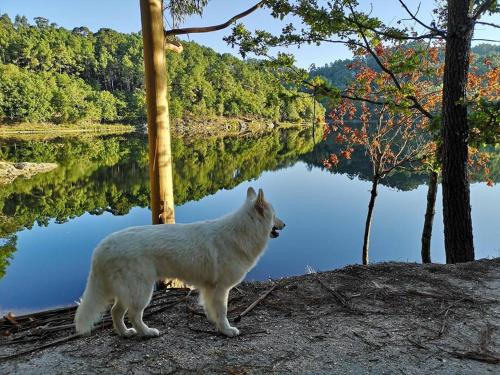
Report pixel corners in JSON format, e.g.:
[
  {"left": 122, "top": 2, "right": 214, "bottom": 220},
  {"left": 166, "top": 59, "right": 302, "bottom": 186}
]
[
  {"left": 0, "top": 127, "right": 319, "bottom": 275},
  {"left": 0, "top": 128, "right": 498, "bottom": 313}
]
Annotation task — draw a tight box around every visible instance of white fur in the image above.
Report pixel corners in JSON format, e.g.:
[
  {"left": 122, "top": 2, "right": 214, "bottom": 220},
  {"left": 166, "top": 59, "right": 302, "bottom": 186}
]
[{"left": 75, "top": 187, "right": 284, "bottom": 338}]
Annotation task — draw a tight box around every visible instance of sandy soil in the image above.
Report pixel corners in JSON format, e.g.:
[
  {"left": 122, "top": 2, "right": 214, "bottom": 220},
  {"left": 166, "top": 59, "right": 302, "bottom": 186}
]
[{"left": 1, "top": 259, "right": 499, "bottom": 374}]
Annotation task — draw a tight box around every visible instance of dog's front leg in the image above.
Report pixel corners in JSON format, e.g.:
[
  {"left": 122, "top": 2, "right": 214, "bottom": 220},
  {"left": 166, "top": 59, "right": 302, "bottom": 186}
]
[{"left": 211, "top": 287, "right": 239, "bottom": 337}]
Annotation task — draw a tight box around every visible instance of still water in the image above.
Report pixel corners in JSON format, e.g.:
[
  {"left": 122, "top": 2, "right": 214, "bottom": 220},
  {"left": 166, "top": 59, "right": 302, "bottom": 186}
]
[{"left": 1, "top": 127, "right": 499, "bottom": 314}]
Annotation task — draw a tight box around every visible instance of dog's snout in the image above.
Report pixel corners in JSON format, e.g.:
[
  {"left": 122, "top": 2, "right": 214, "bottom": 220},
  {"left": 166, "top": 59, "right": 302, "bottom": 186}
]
[{"left": 274, "top": 220, "right": 285, "bottom": 230}]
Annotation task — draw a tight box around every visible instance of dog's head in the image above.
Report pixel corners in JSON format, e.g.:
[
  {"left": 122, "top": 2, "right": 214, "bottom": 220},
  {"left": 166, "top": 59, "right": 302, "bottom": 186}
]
[{"left": 247, "top": 187, "right": 285, "bottom": 238}]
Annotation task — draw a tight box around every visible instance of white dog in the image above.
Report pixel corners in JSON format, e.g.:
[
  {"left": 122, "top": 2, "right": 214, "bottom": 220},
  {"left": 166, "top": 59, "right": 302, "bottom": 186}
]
[{"left": 75, "top": 187, "right": 285, "bottom": 338}]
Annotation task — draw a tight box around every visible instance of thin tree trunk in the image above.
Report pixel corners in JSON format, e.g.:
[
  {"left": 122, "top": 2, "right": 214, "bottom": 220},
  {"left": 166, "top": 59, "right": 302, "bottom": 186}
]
[
  {"left": 441, "top": 0, "right": 474, "bottom": 263},
  {"left": 421, "top": 170, "right": 438, "bottom": 263},
  {"left": 362, "top": 176, "right": 379, "bottom": 265},
  {"left": 140, "top": 0, "right": 175, "bottom": 224}
]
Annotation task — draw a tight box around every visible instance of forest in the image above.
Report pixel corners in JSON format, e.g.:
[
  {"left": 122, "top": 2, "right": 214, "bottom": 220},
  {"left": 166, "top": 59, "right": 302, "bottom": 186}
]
[
  {"left": 310, "top": 44, "right": 500, "bottom": 92},
  {"left": 0, "top": 14, "right": 319, "bottom": 125}
]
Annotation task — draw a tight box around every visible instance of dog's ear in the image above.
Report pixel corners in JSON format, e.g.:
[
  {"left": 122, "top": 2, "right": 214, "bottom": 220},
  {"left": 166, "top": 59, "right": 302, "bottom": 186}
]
[
  {"left": 254, "top": 189, "right": 265, "bottom": 216},
  {"left": 247, "top": 187, "right": 257, "bottom": 199},
  {"left": 257, "top": 188, "right": 264, "bottom": 202}
]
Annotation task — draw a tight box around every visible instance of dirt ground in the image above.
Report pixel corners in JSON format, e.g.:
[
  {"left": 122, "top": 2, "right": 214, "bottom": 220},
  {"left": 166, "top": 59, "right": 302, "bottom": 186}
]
[{"left": 1, "top": 259, "right": 499, "bottom": 374}]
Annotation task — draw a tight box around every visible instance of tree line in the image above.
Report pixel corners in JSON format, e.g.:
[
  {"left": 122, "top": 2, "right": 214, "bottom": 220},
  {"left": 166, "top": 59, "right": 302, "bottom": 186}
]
[
  {"left": 309, "top": 43, "right": 499, "bottom": 96},
  {"left": 0, "top": 14, "right": 320, "bottom": 125}
]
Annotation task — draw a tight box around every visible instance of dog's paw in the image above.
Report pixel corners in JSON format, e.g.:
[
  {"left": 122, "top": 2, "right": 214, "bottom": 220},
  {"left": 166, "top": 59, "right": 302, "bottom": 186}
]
[
  {"left": 142, "top": 328, "right": 160, "bottom": 337},
  {"left": 221, "top": 326, "right": 240, "bottom": 338}
]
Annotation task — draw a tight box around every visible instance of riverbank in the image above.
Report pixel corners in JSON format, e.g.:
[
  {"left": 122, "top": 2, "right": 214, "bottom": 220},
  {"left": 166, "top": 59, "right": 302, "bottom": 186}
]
[
  {"left": 0, "top": 117, "right": 316, "bottom": 140},
  {"left": 0, "top": 123, "right": 135, "bottom": 138},
  {"left": 1, "top": 259, "right": 498, "bottom": 374}
]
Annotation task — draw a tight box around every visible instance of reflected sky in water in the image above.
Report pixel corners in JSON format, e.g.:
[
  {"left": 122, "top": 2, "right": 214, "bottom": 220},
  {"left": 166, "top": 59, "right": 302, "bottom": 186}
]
[{"left": 0, "top": 135, "right": 499, "bottom": 314}]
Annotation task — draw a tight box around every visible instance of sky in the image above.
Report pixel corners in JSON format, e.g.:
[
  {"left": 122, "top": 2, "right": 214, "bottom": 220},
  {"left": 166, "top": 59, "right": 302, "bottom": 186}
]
[{"left": 1, "top": 0, "right": 499, "bottom": 68}]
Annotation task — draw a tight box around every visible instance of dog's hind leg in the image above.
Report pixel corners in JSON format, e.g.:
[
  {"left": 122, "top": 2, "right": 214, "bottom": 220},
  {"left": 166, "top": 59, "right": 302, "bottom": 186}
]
[
  {"left": 200, "top": 287, "right": 217, "bottom": 323},
  {"left": 211, "top": 287, "right": 239, "bottom": 337},
  {"left": 126, "top": 283, "right": 159, "bottom": 337},
  {"left": 111, "top": 299, "right": 136, "bottom": 337}
]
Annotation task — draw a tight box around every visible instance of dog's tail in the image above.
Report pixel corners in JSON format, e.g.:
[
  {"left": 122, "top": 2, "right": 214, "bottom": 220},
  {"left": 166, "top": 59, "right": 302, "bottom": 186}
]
[{"left": 75, "top": 270, "right": 109, "bottom": 336}]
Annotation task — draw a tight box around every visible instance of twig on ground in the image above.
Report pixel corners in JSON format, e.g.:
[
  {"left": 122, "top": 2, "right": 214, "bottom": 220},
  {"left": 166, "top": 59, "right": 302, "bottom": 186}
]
[
  {"left": 407, "top": 337, "right": 429, "bottom": 350},
  {"left": 406, "top": 290, "right": 475, "bottom": 303},
  {"left": 0, "top": 291, "right": 188, "bottom": 356},
  {"left": 450, "top": 350, "right": 500, "bottom": 364},
  {"left": 352, "top": 331, "right": 383, "bottom": 349},
  {"left": 314, "top": 274, "right": 359, "bottom": 313},
  {"left": 0, "top": 333, "right": 80, "bottom": 361},
  {"left": 233, "top": 282, "right": 280, "bottom": 322},
  {"left": 33, "top": 323, "right": 76, "bottom": 335},
  {"left": 435, "top": 298, "right": 467, "bottom": 316},
  {"left": 438, "top": 308, "right": 450, "bottom": 337}
]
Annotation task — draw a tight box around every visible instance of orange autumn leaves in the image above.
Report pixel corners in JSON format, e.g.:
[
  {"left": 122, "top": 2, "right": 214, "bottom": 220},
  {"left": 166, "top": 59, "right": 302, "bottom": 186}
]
[{"left": 322, "top": 43, "right": 498, "bottom": 184}]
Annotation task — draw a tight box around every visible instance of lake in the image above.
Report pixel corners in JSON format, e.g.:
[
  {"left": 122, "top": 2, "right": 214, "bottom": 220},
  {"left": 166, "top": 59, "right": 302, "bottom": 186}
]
[{"left": 1, "top": 126, "right": 499, "bottom": 315}]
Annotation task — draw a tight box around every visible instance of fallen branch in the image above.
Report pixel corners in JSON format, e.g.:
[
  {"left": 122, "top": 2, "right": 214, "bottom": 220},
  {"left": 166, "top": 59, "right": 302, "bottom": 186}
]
[
  {"left": 438, "top": 308, "right": 450, "bottom": 337},
  {"left": 313, "top": 274, "right": 359, "bottom": 313},
  {"left": 0, "top": 306, "right": 75, "bottom": 328},
  {"left": 407, "top": 337, "right": 429, "bottom": 350},
  {"left": 406, "top": 290, "right": 475, "bottom": 303},
  {"left": 450, "top": 350, "right": 500, "bottom": 364},
  {"left": 233, "top": 282, "right": 280, "bottom": 322},
  {"left": 0, "top": 333, "right": 80, "bottom": 361},
  {"left": 0, "top": 290, "right": 190, "bottom": 356},
  {"left": 352, "top": 331, "right": 383, "bottom": 349},
  {"left": 34, "top": 323, "right": 75, "bottom": 335},
  {"left": 0, "top": 288, "right": 189, "bottom": 335},
  {"left": 0, "top": 335, "right": 48, "bottom": 347},
  {"left": 435, "top": 298, "right": 467, "bottom": 316}
]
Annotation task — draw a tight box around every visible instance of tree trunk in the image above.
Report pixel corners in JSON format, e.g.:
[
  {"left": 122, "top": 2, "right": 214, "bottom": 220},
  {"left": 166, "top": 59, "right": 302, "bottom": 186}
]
[
  {"left": 362, "top": 176, "right": 379, "bottom": 265},
  {"left": 441, "top": 0, "right": 474, "bottom": 263},
  {"left": 140, "top": 0, "right": 175, "bottom": 224},
  {"left": 421, "top": 170, "right": 438, "bottom": 264}
]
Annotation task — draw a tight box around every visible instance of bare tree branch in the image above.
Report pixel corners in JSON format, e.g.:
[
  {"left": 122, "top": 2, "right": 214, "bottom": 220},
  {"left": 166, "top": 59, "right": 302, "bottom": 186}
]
[
  {"left": 471, "top": 38, "right": 500, "bottom": 42},
  {"left": 397, "top": 0, "right": 446, "bottom": 36},
  {"left": 366, "top": 28, "right": 443, "bottom": 41},
  {"left": 476, "top": 21, "right": 500, "bottom": 29},
  {"left": 164, "top": 1, "right": 265, "bottom": 36}
]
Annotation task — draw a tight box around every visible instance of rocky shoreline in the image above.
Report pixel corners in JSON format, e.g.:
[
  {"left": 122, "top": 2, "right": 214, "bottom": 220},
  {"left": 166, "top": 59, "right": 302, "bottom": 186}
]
[{"left": 0, "top": 161, "right": 58, "bottom": 185}]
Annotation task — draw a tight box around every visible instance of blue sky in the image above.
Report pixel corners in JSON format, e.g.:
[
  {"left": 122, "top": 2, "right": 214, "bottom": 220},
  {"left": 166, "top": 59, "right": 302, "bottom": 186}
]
[{"left": 1, "top": 1, "right": 498, "bottom": 68}]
